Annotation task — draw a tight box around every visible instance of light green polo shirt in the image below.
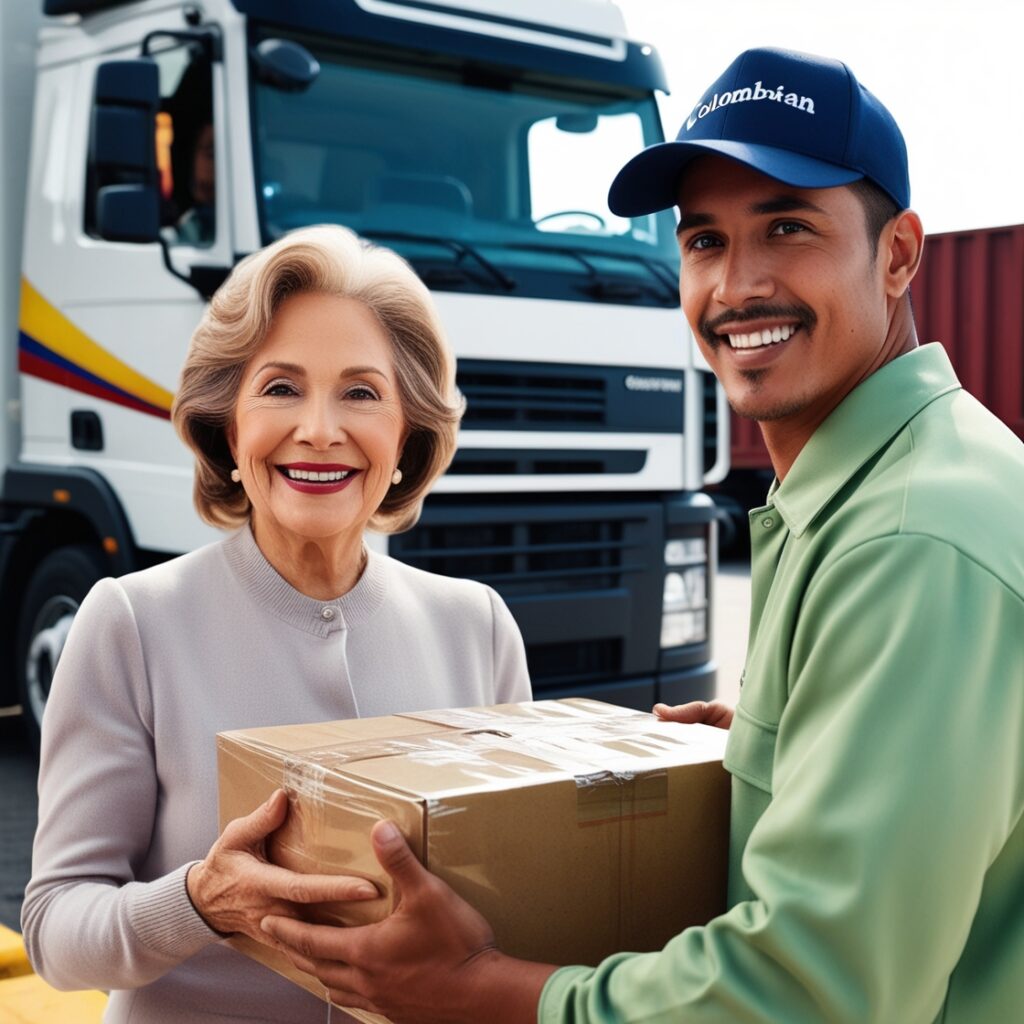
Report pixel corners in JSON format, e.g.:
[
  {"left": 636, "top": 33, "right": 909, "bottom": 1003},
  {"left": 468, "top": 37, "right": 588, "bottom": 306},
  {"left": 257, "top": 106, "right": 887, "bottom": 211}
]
[{"left": 540, "top": 344, "right": 1024, "bottom": 1023}]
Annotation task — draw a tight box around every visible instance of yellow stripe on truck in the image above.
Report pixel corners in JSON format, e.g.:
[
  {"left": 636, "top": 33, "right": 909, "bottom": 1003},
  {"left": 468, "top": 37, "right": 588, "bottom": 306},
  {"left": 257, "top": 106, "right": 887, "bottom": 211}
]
[{"left": 19, "top": 278, "right": 175, "bottom": 413}]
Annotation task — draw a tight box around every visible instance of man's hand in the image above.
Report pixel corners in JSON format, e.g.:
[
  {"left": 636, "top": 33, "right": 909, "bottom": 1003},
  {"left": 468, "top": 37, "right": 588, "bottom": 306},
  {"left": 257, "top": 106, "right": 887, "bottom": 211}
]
[
  {"left": 187, "top": 790, "right": 378, "bottom": 944},
  {"left": 261, "top": 820, "right": 556, "bottom": 1023},
  {"left": 654, "top": 700, "right": 734, "bottom": 729}
]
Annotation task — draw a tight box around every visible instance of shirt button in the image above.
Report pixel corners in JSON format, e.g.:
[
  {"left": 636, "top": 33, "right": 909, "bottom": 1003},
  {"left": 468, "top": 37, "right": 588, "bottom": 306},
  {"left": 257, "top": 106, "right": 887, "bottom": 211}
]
[
  {"left": 320, "top": 607, "right": 336, "bottom": 621},
  {"left": 762, "top": 517, "right": 775, "bottom": 529}
]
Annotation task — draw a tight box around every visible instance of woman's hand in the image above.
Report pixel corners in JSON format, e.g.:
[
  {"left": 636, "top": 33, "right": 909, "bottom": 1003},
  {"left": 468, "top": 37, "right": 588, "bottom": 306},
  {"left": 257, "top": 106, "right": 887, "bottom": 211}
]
[
  {"left": 654, "top": 700, "right": 734, "bottom": 729},
  {"left": 261, "top": 820, "right": 555, "bottom": 1023},
  {"left": 186, "top": 789, "right": 378, "bottom": 944}
]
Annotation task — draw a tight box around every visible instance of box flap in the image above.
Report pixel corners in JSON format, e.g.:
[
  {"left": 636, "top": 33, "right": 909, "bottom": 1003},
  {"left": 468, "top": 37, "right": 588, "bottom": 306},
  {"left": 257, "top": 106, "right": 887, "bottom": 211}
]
[
  {"left": 334, "top": 732, "right": 572, "bottom": 796},
  {"left": 218, "top": 714, "right": 447, "bottom": 754},
  {"left": 399, "top": 697, "right": 651, "bottom": 730},
  {"left": 509, "top": 718, "right": 729, "bottom": 773},
  {"left": 338, "top": 715, "right": 729, "bottom": 799}
]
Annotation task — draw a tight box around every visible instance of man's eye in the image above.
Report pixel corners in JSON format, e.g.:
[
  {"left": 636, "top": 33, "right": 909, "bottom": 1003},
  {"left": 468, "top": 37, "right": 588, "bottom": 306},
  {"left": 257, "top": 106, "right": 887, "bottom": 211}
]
[
  {"left": 688, "top": 234, "right": 721, "bottom": 252},
  {"left": 771, "top": 221, "right": 807, "bottom": 236}
]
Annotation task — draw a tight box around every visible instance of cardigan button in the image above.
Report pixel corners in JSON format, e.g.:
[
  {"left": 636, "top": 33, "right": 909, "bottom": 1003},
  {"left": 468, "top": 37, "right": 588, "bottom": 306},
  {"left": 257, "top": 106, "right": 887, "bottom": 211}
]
[{"left": 320, "top": 607, "right": 336, "bottom": 621}]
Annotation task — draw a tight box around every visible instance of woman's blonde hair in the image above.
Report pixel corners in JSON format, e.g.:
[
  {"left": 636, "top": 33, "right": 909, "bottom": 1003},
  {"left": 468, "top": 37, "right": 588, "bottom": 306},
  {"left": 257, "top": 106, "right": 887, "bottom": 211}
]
[{"left": 172, "top": 225, "right": 463, "bottom": 533}]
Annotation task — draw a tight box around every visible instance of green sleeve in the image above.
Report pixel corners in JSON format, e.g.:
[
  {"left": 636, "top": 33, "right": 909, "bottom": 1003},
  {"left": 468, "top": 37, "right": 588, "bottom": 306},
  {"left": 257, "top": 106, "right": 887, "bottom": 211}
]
[{"left": 539, "top": 535, "right": 1024, "bottom": 1023}]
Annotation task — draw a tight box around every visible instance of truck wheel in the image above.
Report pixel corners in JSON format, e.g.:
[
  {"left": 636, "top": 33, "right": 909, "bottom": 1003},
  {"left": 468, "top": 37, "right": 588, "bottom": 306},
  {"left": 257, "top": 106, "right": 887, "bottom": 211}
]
[{"left": 17, "top": 545, "right": 108, "bottom": 748}]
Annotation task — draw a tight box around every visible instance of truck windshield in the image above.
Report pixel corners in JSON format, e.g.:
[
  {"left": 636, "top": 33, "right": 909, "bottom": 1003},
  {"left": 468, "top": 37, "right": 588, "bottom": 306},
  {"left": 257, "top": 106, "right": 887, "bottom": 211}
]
[{"left": 251, "top": 33, "right": 679, "bottom": 305}]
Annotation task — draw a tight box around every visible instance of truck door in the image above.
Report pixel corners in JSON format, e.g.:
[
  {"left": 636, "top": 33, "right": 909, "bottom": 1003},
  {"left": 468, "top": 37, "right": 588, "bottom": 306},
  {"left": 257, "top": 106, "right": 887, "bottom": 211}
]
[{"left": 20, "top": 22, "right": 231, "bottom": 561}]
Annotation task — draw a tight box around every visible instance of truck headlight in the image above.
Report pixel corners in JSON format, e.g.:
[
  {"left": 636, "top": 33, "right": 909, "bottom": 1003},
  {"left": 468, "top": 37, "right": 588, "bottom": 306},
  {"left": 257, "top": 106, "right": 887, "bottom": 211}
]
[
  {"left": 665, "top": 538, "right": 706, "bottom": 566},
  {"left": 661, "top": 541, "right": 708, "bottom": 648}
]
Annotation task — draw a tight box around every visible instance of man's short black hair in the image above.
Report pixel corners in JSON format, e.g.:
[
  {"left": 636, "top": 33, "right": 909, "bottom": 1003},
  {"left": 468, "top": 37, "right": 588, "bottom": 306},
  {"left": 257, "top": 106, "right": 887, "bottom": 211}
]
[{"left": 849, "top": 178, "right": 902, "bottom": 256}]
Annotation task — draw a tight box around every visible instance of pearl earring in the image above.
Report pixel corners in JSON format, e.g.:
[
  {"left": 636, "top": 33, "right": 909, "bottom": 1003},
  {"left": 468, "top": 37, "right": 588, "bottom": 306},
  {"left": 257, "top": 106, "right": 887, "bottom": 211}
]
[
  {"left": 391, "top": 469, "right": 403, "bottom": 486},
  {"left": 230, "top": 468, "right": 241, "bottom": 483}
]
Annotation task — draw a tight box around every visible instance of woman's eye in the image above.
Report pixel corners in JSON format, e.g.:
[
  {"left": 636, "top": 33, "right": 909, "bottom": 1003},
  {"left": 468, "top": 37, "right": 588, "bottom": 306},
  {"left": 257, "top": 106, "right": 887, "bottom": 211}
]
[
  {"left": 346, "top": 385, "right": 379, "bottom": 401},
  {"left": 262, "top": 380, "right": 296, "bottom": 397}
]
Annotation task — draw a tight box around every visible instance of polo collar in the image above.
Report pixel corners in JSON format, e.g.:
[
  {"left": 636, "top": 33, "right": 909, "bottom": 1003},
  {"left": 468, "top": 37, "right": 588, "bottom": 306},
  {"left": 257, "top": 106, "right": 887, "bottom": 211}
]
[
  {"left": 771, "top": 344, "right": 961, "bottom": 538},
  {"left": 222, "top": 523, "right": 388, "bottom": 636}
]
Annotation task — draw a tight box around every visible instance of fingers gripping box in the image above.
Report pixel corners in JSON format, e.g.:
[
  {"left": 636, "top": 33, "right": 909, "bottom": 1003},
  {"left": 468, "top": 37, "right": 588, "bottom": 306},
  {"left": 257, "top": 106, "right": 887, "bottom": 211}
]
[{"left": 217, "top": 699, "right": 730, "bottom": 1021}]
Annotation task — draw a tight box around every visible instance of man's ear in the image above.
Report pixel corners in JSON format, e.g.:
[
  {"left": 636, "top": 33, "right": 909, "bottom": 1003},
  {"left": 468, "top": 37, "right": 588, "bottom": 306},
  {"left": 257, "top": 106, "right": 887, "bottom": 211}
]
[{"left": 883, "top": 209, "right": 924, "bottom": 299}]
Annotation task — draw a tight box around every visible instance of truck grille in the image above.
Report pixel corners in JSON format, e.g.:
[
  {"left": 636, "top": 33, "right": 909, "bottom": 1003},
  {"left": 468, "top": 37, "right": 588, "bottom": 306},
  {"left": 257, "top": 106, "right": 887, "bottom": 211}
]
[
  {"left": 455, "top": 360, "right": 685, "bottom": 434},
  {"left": 390, "top": 498, "right": 665, "bottom": 690},
  {"left": 393, "top": 515, "right": 643, "bottom": 596},
  {"left": 458, "top": 365, "right": 606, "bottom": 428},
  {"left": 525, "top": 638, "right": 622, "bottom": 687},
  {"left": 447, "top": 449, "right": 646, "bottom": 475}
]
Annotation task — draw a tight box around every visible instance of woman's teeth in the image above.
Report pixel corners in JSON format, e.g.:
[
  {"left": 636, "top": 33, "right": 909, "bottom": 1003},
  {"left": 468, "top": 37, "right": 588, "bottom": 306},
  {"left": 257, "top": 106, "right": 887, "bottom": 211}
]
[
  {"left": 284, "top": 468, "right": 351, "bottom": 482},
  {"left": 727, "top": 324, "right": 798, "bottom": 349}
]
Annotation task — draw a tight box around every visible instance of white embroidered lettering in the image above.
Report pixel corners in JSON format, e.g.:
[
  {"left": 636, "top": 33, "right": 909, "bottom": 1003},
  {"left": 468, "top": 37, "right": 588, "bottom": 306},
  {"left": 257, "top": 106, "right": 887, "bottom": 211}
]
[{"left": 685, "top": 82, "right": 816, "bottom": 131}]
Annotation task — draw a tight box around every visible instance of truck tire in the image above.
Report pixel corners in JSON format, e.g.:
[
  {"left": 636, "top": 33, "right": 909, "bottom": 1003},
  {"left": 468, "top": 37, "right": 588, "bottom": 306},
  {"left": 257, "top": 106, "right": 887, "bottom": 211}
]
[{"left": 17, "top": 544, "right": 108, "bottom": 748}]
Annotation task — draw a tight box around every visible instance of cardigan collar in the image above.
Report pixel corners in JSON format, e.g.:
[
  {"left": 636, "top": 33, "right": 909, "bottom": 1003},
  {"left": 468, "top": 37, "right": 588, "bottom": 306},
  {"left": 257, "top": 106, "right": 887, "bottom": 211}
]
[{"left": 222, "top": 524, "right": 388, "bottom": 637}]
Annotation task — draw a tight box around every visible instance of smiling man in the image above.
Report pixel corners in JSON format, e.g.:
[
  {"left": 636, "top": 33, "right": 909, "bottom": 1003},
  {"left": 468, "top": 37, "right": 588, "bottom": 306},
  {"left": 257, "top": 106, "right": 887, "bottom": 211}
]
[{"left": 262, "top": 48, "right": 1024, "bottom": 1023}]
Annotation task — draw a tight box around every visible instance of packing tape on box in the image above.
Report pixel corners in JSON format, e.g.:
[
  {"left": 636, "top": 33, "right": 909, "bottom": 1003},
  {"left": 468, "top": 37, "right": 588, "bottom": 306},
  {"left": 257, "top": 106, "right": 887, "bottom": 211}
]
[
  {"left": 283, "top": 728, "right": 674, "bottom": 825},
  {"left": 283, "top": 732, "right": 558, "bottom": 789},
  {"left": 218, "top": 738, "right": 416, "bottom": 858},
  {"left": 574, "top": 768, "right": 669, "bottom": 825},
  {"left": 399, "top": 697, "right": 653, "bottom": 730}
]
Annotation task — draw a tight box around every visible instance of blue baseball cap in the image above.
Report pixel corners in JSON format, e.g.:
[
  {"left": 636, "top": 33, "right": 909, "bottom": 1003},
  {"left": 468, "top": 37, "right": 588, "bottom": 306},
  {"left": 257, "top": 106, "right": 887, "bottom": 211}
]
[{"left": 609, "top": 47, "right": 909, "bottom": 216}]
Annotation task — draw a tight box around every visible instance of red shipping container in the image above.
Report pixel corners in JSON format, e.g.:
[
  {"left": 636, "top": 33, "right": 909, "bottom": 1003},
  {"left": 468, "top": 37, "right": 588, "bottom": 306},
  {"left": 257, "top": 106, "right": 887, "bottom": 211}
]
[
  {"left": 729, "top": 412, "right": 771, "bottom": 471},
  {"left": 913, "top": 223, "right": 1024, "bottom": 443},
  {"left": 726, "top": 222, "right": 1024, "bottom": 473}
]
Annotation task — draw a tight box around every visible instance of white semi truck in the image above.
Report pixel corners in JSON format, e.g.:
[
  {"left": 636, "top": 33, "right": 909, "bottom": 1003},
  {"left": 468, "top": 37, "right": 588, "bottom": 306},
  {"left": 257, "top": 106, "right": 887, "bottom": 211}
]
[{"left": 1, "top": 0, "right": 727, "bottom": 743}]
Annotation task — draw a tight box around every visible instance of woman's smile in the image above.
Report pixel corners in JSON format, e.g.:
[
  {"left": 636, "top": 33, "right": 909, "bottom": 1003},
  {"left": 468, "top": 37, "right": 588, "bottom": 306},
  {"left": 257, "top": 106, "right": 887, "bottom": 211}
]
[{"left": 277, "top": 462, "right": 361, "bottom": 493}]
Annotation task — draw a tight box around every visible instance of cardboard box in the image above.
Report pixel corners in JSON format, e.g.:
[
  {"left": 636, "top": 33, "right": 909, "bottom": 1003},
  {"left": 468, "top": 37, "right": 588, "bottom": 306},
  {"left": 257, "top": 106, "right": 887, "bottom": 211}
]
[{"left": 217, "top": 699, "right": 730, "bottom": 1022}]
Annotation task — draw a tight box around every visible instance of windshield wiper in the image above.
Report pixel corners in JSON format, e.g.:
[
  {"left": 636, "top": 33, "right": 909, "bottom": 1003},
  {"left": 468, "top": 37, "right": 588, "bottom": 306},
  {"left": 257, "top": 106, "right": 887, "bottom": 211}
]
[
  {"left": 502, "top": 242, "right": 677, "bottom": 304},
  {"left": 540, "top": 246, "right": 642, "bottom": 302},
  {"left": 637, "top": 257, "right": 679, "bottom": 301},
  {"left": 360, "top": 230, "right": 516, "bottom": 292}
]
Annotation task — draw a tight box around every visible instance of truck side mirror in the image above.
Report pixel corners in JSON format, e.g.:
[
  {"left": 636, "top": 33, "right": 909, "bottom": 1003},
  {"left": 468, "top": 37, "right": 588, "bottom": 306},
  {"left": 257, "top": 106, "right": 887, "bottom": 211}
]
[
  {"left": 89, "top": 59, "right": 161, "bottom": 244},
  {"left": 97, "top": 186, "right": 160, "bottom": 244},
  {"left": 251, "top": 39, "right": 320, "bottom": 92}
]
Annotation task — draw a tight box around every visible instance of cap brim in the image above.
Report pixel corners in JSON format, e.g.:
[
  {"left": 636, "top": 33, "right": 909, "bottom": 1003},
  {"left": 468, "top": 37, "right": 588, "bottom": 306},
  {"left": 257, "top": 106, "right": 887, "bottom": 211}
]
[{"left": 608, "top": 139, "right": 863, "bottom": 217}]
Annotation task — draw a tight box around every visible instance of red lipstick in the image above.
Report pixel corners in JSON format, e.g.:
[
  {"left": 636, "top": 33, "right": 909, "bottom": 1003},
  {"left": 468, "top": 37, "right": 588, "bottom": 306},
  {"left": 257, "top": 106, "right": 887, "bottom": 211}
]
[{"left": 276, "top": 463, "right": 360, "bottom": 495}]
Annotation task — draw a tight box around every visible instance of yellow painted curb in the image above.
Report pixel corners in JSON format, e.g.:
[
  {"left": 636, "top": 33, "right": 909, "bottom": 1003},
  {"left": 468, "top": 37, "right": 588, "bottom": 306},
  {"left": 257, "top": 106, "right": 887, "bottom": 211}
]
[
  {"left": 0, "top": 927, "right": 31, "bottom": 980},
  {"left": 0, "top": 973, "right": 107, "bottom": 1023}
]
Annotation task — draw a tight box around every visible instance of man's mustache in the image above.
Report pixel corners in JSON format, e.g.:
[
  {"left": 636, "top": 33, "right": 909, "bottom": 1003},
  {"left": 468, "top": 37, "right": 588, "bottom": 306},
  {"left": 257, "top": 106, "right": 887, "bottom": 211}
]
[{"left": 700, "top": 304, "right": 817, "bottom": 346}]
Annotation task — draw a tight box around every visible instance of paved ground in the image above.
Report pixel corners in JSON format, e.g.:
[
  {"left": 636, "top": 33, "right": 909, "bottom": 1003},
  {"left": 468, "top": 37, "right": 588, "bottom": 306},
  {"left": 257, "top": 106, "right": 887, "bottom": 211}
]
[
  {"left": 0, "top": 714, "right": 37, "bottom": 931},
  {"left": 0, "top": 559, "right": 753, "bottom": 934}
]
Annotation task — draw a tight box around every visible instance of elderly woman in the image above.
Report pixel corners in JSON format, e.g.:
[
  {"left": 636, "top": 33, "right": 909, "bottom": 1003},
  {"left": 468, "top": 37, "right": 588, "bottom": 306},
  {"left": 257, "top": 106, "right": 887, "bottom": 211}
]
[{"left": 22, "top": 226, "right": 531, "bottom": 1023}]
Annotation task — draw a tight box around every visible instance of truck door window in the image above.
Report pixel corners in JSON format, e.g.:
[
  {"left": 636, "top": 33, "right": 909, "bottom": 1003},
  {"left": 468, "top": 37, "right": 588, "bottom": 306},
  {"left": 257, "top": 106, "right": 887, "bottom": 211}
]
[{"left": 151, "top": 40, "right": 215, "bottom": 247}]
